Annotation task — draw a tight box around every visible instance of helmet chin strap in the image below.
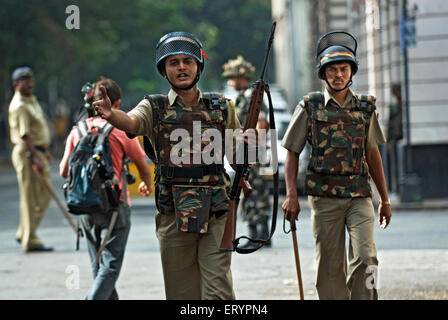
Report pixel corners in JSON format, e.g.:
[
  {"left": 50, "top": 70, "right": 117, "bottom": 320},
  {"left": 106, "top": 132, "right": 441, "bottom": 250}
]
[{"left": 325, "top": 76, "right": 353, "bottom": 93}]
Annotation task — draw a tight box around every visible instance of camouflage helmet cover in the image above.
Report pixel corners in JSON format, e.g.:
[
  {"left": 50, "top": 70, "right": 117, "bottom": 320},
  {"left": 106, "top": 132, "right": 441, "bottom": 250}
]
[{"left": 222, "top": 55, "right": 256, "bottom": 79}]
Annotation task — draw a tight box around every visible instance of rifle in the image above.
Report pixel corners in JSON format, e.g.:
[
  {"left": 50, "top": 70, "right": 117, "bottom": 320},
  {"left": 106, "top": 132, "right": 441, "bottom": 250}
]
[{"left": 220, "top": 21, "right": 279, "bottom": 253}]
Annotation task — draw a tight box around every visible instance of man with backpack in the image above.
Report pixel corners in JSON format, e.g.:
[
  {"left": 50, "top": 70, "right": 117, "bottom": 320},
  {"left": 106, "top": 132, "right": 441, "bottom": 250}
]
[{"left": 59, "top": 77, "right": 153, "bottom": 300}]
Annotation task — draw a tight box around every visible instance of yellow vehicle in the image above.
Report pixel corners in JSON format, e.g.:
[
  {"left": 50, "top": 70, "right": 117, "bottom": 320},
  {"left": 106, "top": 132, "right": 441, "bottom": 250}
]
[
  {"left": 126, "top": 160, "right": 155, "bottom": 197},
  {"left": 127, "top": 136, "right": 155, "bottom": 197}
]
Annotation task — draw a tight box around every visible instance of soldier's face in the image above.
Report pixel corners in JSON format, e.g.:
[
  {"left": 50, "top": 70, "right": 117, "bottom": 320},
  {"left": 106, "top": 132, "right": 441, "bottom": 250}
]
[
  {"left": 325, "top": 62, "right": 351, "bottom": 91},
  {"left": 164, "top": 54, "right": 198, "bottom": 89},
  {"left": 15, "top": 78, "right": 35, "bottom": 97},
  {"left": 228, "top": 77, "right": 249, "bottom": 91}
]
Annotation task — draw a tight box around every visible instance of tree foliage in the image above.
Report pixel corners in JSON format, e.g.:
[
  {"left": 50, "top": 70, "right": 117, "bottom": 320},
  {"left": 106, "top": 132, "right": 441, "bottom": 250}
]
[{"left": 0, "top": 0, "right": 272, "bottom": 144}]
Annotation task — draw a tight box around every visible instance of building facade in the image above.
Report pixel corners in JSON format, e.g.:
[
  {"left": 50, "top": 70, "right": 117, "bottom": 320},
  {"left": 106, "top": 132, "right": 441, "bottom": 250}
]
[{"left": 272, "top": 0, "right": 448, "bottom": 199}]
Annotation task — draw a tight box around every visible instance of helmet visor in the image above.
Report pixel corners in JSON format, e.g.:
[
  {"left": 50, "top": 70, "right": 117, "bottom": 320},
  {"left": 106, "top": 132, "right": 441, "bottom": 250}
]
[{"left": 317, "top": 31, "right": 357, "bottom": 58}]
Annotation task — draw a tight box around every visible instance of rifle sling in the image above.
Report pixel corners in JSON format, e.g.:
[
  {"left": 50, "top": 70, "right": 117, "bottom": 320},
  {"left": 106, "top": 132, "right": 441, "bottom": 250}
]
[{"left": 233, "top": 85, "right": 279, "bottom": 254}]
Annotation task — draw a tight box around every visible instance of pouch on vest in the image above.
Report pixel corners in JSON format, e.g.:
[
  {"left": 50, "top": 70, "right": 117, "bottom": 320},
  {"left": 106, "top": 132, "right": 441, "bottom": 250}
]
[{"left": 172, "top": 186, "right": 212, "bottom": 234}]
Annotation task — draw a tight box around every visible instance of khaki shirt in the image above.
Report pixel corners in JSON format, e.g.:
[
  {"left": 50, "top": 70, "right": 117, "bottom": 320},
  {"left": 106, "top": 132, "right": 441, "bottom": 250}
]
[
  {"left": 8, "top": 91, "right": 51, "bottom": 148},
  {"left": 128, "top": 88, "right": 241, "bottom": 149},
  {"left": 282, "top": 88, "right": 386, "bottom": 154}
]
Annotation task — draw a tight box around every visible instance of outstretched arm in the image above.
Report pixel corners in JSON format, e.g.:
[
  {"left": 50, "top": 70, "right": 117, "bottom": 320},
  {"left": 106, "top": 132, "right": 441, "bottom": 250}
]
[{"left": 93, "top": 85, "right": 141, "bottom": 135}]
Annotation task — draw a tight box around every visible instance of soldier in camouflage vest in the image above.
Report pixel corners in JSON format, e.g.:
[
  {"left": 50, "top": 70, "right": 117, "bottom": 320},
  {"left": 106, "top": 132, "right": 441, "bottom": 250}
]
[
  {"left": 93, "top": 32, "right": 241, "bottom": 300},
  {"left": 222, "top": 56, "right": 272, "bottom": 248},
  {"left": 281, "top": 31, "right": 392, "bottom": 300}
]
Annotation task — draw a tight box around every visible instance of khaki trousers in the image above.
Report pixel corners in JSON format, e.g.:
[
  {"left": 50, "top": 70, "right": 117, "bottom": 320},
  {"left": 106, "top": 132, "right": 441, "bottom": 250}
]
[
  {"left": 156, "top": 211, "right": 235, "bottom": 300},
  {"left": 12, "top": 144, "right": 51, "bottom": 251},
  {"left": 309, "top": 196, "right": 379, "bottom": 300}
]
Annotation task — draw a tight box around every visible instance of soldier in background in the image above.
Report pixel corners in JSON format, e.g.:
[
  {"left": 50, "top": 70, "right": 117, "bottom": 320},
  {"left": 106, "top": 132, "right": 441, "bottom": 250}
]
[
  {"left": 281, "top": 31, "right": 392, "bottom": 299},
  {"left": 386, "top": 83, "right": 403, "bottom": 193},
  {"left": 8, "top": 66, "right": 54, "bottom": 252},
  {"left": 222, "top": 56, "right": 272, "bottom": 247}
]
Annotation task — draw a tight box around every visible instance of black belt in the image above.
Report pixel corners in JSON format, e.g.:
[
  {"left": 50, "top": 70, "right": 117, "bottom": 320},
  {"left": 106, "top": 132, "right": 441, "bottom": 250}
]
[
  {"left": 34, "top": 146, "right": 47, "bottom": 153},
  {"left": 160, "top": 164, "right": 223, "bottom": 179}
]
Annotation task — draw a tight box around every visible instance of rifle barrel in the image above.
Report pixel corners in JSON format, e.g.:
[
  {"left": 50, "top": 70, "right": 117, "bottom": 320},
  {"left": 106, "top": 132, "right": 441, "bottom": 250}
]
[{"left": 259, "top": 21, "right": 277, "bottom": 81}]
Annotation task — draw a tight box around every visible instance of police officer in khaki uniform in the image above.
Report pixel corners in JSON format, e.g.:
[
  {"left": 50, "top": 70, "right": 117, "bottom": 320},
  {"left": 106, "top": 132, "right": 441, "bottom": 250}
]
[
  {"left": 222, "top": 56, "right": 272, "bottom": 247},
  {"left": 93, "top": 32, "right": 241, "bottom": 300},
  {"left": 8, "top": 67, "right": 54, "bottom": 252},
  {"left": 281, "top": 31, "right": 392, "bottom": 300}
]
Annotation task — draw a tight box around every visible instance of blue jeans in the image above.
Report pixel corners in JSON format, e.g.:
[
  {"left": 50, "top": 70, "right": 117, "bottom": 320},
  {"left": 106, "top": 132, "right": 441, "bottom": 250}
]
[{"left": 80, "top": 204, "right": 131, "bottom": 300}]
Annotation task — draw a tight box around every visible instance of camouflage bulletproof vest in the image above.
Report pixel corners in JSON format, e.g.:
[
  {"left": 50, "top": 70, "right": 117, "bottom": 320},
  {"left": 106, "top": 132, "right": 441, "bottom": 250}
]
[
  {"left": 304, "top": 91, "right": 376, "bottom": 198},
  {"left": 144, "top": 93, "right": 229, "bottom": 186},
  {"left": 235, "top": 88, "right": 251, "bottom": 125}
]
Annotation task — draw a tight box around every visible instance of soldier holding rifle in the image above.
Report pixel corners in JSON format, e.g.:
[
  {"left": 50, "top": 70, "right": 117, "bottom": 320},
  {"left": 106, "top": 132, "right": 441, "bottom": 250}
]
[
  {"left": 219, "top": 22, "right": 278, "bottom": 254},
  {"left": 222, "top": 56, "right": 272, "bottom": 248},
  {"left": 93, "top": 31, "right": 240, "bottom": 300}
]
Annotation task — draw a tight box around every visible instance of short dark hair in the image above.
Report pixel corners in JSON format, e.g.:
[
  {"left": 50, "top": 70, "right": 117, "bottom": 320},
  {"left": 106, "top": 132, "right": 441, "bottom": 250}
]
[{"left": 96, "top": 77, "right": 121, "bottom": 105}]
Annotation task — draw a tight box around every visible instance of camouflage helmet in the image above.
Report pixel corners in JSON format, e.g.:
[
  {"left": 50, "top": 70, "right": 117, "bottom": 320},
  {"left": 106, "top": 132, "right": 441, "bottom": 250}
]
[
  {"left": 222, "top": 55, "right": 256, "bottom": 79},
  {"left": 155, "top": 31, "right": 205, "bottom": 76},
  {"left": 316, "top": 31, "right": 358, "bottom": 80}
]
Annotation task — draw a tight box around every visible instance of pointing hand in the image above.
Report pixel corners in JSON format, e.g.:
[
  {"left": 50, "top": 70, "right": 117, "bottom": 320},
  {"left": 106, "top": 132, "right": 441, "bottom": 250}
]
[{"left": 92, "top": 85, "right": 112, "bottom": 119}]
